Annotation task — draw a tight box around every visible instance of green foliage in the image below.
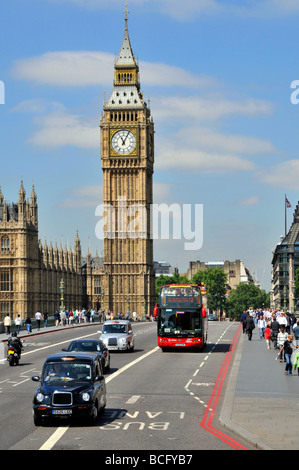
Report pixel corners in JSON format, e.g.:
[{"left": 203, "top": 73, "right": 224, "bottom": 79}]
[
  {"left": 228, "top": 283, "right": 269, "bottom": 320},
  {"left": 191, "top": 268, "right": 228, "bottom": 313}
]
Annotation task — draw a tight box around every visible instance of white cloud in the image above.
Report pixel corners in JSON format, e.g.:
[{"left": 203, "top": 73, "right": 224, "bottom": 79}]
[
  {"left": 11, "top": 99, "right": 64, "bottom": 114},
  {"left": 28, "top": 110, "right": 98, "bottom": 149},
  {"left": 173, "top": 127, "right": 277, "bottom": 155},
  {"left": 11, "top": 51, "right": 114, "bottom": 87},
  {"left": 239, "top": 196, "right": 260, "bottom": 206},
  {"left": 156, "top": 137, "right": 255, "bottom": 172},
  {"left": 152, "top": 96, "right": 273, "bottom": 122},
  {"left": 11, "top": 51, "right": 215, "bottom": 90},
  {"left": 60, "top": 185, "right": 102, "bottom": 208},
  {"left": 258, "top": 160, "right": 299, "bottom": 190},
  {"left": 154, "top": 125, "right": 277, "bottom": 173}
]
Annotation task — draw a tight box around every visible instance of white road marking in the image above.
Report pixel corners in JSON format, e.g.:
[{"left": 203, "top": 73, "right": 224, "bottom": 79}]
[
  {"left": 126, "top": 395, "right": 141, "bottom": 404},
  {"left": 39, "top": 427, "right": 69, "bottom": 451},
  {"left": 38, "top": 345, "right": 159, "bottom": 450}
]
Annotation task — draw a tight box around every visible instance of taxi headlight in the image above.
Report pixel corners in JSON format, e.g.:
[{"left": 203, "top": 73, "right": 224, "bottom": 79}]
[
  {"left": 82, "top": 392, "right": 91, "bottom": 402},
  {"left": 36, "top": 393, "right": 44, "bottom": 403}
]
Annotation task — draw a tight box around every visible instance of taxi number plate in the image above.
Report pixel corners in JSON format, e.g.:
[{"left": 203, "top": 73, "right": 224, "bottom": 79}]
[{"left": 52, "top": 410, "right": 72, "bottom": 415}]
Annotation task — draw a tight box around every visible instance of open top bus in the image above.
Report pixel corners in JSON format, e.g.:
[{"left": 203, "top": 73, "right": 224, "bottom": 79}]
[{"left": 155, "top": 284, "right": 208, "bottom": 351}]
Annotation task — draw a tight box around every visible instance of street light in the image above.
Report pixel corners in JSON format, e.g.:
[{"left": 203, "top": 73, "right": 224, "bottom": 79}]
[
  {"left": 59, "top": 278, "right": 65, "bottom": 312},
  {"left": 283, "top": 285, "right": 287, "bottom": 311},
  {"left": 126, "top": 296, "right": 130, "bottom": 315},
  {"left": 101, "top": 289, "right": 104, "bottom": 310}
]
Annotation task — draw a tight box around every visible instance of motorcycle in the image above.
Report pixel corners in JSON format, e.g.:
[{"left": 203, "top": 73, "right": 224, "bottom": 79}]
[{"left": 7, "top": 340, "right": 24, "bottom": 366}]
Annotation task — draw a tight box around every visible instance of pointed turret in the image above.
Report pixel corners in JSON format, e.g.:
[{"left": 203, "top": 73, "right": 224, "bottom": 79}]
[
  {"left": 105, "top": 4, "right": 144, "bottom": 111},
  {"left": 18, "top": 180, "right": 26, "bottom": 222},
  {"left": 30, "top": 184, "right": 38, "bottom": 227},
  {"left": 0, "top": 186, "right": 4, "bottom": 205}
]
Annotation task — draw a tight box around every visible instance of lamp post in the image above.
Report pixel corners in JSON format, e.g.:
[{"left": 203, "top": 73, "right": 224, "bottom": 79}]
[
  {"left": 59, "top": 278, "right": 65, "bottom": 312},
  {"left": 283, "top": 285, "right": 287, "bottom": 311},
  {"left": 126, "top": 296, "right": 130, "bottom": 316},
  {"left": 101, "top": 289, "right": 104, "bottom": 310}
]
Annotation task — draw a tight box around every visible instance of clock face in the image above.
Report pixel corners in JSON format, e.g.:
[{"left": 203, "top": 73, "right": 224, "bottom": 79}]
[{"left": 111, "top": 130, "right": 136, "bottom": 155}]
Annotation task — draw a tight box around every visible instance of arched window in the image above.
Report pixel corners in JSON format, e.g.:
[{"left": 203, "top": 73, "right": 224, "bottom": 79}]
[{"left": 1, "top": 237, "right": 9, "bottom": 253}]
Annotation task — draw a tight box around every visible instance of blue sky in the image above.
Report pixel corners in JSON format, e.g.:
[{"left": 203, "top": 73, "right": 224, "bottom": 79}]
[{"left": 1, "top": 0, "right": 299, "bottom": 291}]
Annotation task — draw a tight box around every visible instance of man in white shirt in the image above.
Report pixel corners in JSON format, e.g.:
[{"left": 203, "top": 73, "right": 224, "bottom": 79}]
[
  {"left": 278, "top": 312, "right": 288, "bottom": 329},
  {"left": 35, "top": 311, "right": 42, "bottom": 330}
]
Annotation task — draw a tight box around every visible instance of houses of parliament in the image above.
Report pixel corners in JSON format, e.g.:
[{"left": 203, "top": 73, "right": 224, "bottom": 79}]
[{"left": 0, "top": 7, "right": 156, "bottom": 321}]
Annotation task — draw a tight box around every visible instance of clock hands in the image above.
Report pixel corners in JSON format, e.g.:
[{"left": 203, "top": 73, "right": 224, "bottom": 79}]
[{"left": 120, "top": 131, "right": 130, "bottom": 147}]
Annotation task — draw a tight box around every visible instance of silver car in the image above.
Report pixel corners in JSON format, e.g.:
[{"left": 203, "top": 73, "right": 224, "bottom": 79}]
[{"left": 99, "top": 320, "right": 135, "bottom": 351}]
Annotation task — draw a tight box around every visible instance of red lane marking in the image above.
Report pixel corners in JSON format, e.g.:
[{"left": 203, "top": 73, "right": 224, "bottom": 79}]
[{"left": 200, "top": 323, "right": 249, "bottom": 450}]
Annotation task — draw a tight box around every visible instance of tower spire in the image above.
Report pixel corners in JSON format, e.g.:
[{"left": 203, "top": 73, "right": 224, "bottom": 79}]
[{"left": 124, "top": 2, "right": 129, "bottom": 23}]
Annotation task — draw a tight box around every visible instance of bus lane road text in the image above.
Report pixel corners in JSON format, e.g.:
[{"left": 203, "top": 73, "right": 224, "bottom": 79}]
[{"left": 98, "top": 410, "right": 185, "bottom": 431}]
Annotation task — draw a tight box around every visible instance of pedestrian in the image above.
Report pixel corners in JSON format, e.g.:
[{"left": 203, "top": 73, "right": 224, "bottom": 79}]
[
  {"left": 278, "top": 334, "right": 294, "bottom": 375},
  {"left": 14, "top": 314, "right": 22, "bottom": 334},
  {"left": 292, "top": 321, "right": 299, "bottom": 348},
  {"left": 264, "top": 324, "right": 271, "bottom": 349},
  {"left": 257, "top": 315, "right": 266, "bottom": 339},
  {"left": 240, "top": 311, "right": 247, "bottom": 333},
  {"left": 43, "top": 311, "right": 48, "bottom": 327},
  {"left": 69, "top": 310, "right": 74, "bottom": 325},
  {"left": 278, "top": 312, "right": 288, "bottom": 329},
  {"left": 54, "top": 310, "right": 60, "bottom": 327},
  {"left": 293, "top": 350, "right": 299, "bottom": 376},
  {"left": 245, "top": 314, "right": 255, "bottom": 341},
  {"left": 277, "top": 326, "right": 288, "bottom": 362},
  {"left": 25, "top": 316, "right": 32, "bottom": 334},
  {"left": 60, "top": 310, "right": 66, "bottom": 326},
  {"left": 4, "top": 314, "right": 11, "bottom": 334},
  {"left": 289, "top": 312, "right": 296, "bottom": 332},
  {"left": 270, "top": 315, "right": 280, "bottom": 349},
  {"left": 91, "top": 308, "right": 95, "bottom": 323},
  {"left": 35, "top": 310, "right": 42, "bottom": 330}
]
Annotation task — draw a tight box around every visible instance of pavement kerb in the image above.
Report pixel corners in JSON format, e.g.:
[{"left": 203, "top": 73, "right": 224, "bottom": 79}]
[{"left": 219, "top": 328, "right": 272, "bottom": 451}]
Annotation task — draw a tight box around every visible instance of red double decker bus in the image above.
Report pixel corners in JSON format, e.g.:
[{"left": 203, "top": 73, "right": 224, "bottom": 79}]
[{"left": 155, "top": 284, "right": 208, "bottom": 351}]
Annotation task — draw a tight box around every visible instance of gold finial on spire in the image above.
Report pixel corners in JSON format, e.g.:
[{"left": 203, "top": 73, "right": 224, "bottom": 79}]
[{"left": 124, "top": 2, "right": 129, "bottom": 22}]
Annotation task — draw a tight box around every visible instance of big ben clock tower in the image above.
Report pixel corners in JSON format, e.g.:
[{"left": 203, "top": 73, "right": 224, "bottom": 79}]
[{"left": 100, "top": 5, "right": 155, "bottom": 319}]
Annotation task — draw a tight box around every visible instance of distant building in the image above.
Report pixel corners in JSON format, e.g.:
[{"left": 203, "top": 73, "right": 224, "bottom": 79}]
[
  {"left": 271, "top": 202, "right": 299, "bottom": 311},
  {"left": 153, "top": 261, "right": 178, "bottom": 277},
  {"left": 186, "top": 259, "right": 256, "bottom": 290}
]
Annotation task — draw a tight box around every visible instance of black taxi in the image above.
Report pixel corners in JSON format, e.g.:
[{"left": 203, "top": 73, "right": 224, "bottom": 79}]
[{"left": 32, "top": 352, "right": 106, "bottom": 426}]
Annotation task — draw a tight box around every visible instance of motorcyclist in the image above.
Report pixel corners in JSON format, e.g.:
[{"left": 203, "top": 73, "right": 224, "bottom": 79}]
[{"left": 7, "top": 332, "right": 23, "bottom": 359}]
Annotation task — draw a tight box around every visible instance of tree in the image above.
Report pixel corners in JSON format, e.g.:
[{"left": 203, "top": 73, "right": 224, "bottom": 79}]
[
  {"left": 191, "top": 268, "right": 228, "bottom": 314},
  {"left": 228, "top": 283, "right": 269, "bottom": 320}
]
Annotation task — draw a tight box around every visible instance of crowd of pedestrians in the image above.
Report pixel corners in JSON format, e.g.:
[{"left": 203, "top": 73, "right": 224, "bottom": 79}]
[
  {"left": 240, "top": 308, "right": 299, "bottom": 376},
  {"left": 3, "top": 308, "right": 137, "bottom": 335}
]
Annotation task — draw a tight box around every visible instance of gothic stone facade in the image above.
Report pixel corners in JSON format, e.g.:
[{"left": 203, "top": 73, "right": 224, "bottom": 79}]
[
  {"left": 0, "top": 183, "right": 102, "bottom": 321},
  {"left": 100, "top": 12, "right": 155, "bottom": 318}
]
